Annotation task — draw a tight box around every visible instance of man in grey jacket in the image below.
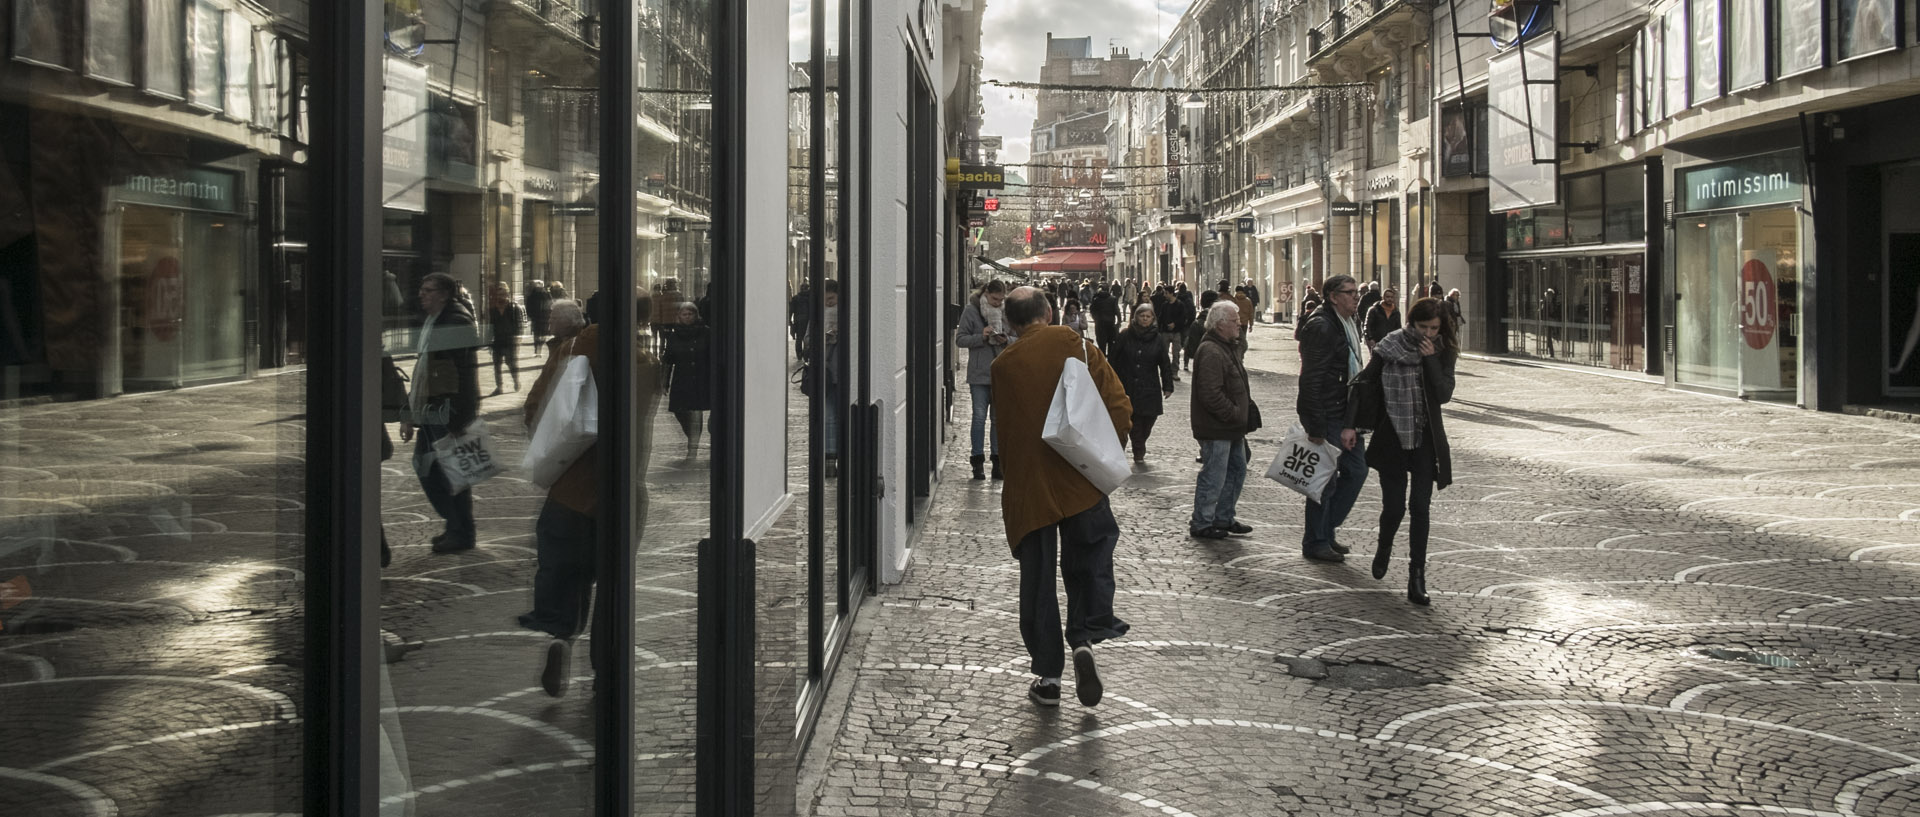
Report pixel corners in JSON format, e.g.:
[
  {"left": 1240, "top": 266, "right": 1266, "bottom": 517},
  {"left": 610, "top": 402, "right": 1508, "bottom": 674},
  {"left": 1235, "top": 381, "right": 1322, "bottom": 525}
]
[
  {"left": 1295, "top": 274, "right": 1366, "bottom": 563},
  {"left": 956, "top": 280, "right": 1012, "bottom": 480}
]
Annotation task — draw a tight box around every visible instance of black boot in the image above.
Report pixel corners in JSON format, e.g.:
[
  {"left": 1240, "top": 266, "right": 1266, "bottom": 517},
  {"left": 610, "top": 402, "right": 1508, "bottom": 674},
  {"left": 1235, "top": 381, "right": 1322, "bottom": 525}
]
[
  {"left": 1408, "top": 540, "right": 1429, "bottom": 605},
  {"left": 990, "top": 454, "right": 1004, "bottom": 481},
  {"left": 1371, "top": 537, "right": 1393, "bottom": 580},
  {"left": 970, "top": 455, "right": 986, "bottom": 481}
]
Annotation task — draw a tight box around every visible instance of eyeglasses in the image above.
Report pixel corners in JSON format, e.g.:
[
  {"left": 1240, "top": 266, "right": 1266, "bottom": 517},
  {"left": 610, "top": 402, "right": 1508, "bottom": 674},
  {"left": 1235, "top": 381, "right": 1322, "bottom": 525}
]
[{"left": 1333, "top": 288, "right": 1359, "bottom": 296}]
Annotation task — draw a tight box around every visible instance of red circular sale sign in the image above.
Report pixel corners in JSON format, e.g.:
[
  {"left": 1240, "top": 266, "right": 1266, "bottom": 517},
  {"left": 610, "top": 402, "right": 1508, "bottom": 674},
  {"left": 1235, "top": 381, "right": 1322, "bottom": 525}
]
[
  {"left": 146, "top": 257, "right": 183, "bottom": 342},
  {"left": 1739, "top": 258, "right": 1777, "bottom": 350}
]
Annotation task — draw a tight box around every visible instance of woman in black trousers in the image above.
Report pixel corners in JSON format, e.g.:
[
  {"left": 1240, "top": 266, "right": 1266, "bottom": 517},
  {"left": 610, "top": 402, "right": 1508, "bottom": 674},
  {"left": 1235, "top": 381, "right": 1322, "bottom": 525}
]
[
  {"left": 1108, "top": 302, "right": 1176, "bottom": 463},
  {"left": 1367, "top": 297, "right": 1457, "bottom": 605}
]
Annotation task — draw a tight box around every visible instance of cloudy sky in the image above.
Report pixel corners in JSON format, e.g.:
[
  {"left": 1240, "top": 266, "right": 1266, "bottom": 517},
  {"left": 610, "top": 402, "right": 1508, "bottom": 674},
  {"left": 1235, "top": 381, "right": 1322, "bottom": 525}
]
[{"left": 980, "top": 0, "right": 1190, "bottom": 165}]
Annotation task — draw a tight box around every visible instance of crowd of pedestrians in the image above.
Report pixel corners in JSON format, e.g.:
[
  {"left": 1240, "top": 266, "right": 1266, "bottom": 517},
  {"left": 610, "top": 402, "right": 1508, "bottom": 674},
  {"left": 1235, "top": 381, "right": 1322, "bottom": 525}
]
[{"left": 961, "top": 272, "right": 1461, "bottom": 710}]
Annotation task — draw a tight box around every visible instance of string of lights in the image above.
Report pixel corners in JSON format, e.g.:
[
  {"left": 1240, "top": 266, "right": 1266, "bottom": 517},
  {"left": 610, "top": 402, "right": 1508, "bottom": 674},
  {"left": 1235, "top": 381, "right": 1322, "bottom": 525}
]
[{"left": 985, "top": 79, "right": 1368, "bottom": 94}]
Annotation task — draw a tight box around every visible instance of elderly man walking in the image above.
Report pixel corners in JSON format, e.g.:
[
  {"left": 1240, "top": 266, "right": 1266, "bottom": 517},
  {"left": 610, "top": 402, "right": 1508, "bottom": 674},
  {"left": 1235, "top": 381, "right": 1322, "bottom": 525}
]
[
  {"left": 990, "top": 286, "right": 1134, "bottom": 708},
  {"left": 1296, "top": 274, "right": 1368, "bottom": 562},
  {"left": 1189, "top": 301, "right": 1255, "bottom": 539}
]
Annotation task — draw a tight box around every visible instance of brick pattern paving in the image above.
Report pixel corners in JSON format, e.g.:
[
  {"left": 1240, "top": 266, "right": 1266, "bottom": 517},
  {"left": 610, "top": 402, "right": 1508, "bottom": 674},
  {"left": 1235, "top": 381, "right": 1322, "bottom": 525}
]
[{"left": 808, "top": 326, "right": 1920, "bottom": 817}]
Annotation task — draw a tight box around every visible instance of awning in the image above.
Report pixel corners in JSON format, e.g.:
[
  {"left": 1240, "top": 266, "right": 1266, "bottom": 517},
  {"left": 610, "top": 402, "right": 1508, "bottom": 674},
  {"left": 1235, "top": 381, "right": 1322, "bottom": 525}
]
[{"left": 1009, "top": 249, "right": 1106, "bottom": 273}]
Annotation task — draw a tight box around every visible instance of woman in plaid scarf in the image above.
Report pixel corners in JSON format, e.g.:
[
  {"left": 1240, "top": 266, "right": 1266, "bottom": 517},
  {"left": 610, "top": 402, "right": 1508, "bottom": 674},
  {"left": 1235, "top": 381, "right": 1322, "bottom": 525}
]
[{"left": 1367, "top": 298, "right": 1458, "bottom": 605}]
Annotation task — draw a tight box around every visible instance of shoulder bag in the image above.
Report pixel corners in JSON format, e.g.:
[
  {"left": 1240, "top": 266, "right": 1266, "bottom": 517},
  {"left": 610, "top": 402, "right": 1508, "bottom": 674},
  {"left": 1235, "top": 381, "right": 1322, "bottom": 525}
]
[{"left": 1344, "top": 354, "right": 1386, "bottom": 432}]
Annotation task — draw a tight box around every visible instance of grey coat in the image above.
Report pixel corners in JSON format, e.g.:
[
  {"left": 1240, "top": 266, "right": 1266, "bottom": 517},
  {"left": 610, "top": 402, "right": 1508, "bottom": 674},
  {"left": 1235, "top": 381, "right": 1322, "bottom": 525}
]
[{"left": 955, "top": 298, "right": 1010, "bottom": 386}]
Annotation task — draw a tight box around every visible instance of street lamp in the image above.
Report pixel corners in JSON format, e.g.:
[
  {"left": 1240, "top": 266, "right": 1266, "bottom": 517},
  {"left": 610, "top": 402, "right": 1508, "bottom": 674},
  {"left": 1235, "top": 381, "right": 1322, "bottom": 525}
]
[{"left": 1182, "top": 92, "right": 1206, "bottom": 110}]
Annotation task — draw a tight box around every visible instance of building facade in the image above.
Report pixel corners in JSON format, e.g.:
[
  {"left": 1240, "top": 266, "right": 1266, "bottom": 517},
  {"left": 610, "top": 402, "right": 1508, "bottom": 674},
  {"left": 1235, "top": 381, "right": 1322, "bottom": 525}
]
[{"left": 0, "top": 2, "right": 984, "bottom": 816}]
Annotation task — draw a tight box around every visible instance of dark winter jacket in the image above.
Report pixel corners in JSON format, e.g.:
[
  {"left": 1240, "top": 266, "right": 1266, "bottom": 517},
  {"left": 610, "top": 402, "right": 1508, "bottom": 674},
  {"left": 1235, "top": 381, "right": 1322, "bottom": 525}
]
[
  {"left": 1367, "top": 344, "right": 1458, "bottom": 490},
  {"left": 1189, "top": 331, "right": 1251, "bottom": 440},
  {"left": 487, "top": 301, "right": 525, "bottom": 349},
  {"left": 414, "top": 302, "right": 482, "bottom": 434},
  {"left": 1363, "top": 303, "right": 1402, "bottom": 347},
  {"left": 664, "top": 323, "right": 713, "bottom": 413},
  {"left": 1295, "top": 304, "right": 1359, "bottom": 442},
  {"left": 1108, "top": 325, "right": 1175, "bottom": 417}
]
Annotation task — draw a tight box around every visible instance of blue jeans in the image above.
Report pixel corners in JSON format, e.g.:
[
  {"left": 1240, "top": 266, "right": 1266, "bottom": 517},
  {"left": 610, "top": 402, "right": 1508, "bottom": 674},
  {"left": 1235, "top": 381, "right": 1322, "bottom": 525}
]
[
  {"left": 1303, "top": 434, "right": 1368, "bottom": 552},
  {"left": 415, "top": 423, "right": 476, "bottom": 542},
  {"left": 969, "top": 383, "right": 999, "bottom": 457},
  {"left": 1017, "top": 499, "right": 1129, "bottom": 678},
  {"left": 1191, "top": 437, "right": 1249, "bottom": 532},
  {"left": 519, "top": 500, "right": 596, "bottom": 640}
]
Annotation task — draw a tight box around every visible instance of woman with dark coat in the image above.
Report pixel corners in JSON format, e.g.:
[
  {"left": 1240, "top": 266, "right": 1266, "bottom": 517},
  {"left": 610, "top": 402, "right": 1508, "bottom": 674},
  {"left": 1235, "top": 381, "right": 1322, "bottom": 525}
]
[
  {"left": 1364, "top": 297, "right": 1458, "bottom": 605},
  {"left": 1107, "top": 302, "right": 1176, "bottom": 462},
  {"left": 664, "top": 302, "right": 713, "bottom": 460}
]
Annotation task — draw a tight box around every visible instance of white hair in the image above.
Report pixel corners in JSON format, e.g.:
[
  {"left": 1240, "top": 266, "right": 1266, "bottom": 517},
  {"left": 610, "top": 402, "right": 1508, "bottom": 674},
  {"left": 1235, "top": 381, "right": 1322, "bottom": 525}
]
[
  {"left": 1205, "top": 301, "right": 1239, "bottom": 331},
  {"left": 549, "top": 299, "right": 586, "bottom": 333}
]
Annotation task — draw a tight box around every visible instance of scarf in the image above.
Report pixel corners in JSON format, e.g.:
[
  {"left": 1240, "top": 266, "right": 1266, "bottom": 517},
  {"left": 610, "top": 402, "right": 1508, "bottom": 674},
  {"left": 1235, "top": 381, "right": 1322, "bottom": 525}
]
[
  {"left": 1338, "top": 312, "right": 1363, "bottom": 378},
  {"left": 1373, "top": 327, "right": 1427, "bottom": 449}
]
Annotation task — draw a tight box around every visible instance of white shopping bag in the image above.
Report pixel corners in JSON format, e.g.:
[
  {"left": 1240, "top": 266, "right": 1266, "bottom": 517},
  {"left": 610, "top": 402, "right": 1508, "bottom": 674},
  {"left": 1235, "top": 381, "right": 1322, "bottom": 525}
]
[
  {"left": 432, "top": 418, "right": 503, "bottom": 494},
  {"left": 522, "top": 355, "right": 599, "bottom": 488},
  {"left": 1041, "top": 339, "right": 1131, "bottom": 495},
  {"left": 1266, "top": 423, "right": 1342, "bottom": 502}
]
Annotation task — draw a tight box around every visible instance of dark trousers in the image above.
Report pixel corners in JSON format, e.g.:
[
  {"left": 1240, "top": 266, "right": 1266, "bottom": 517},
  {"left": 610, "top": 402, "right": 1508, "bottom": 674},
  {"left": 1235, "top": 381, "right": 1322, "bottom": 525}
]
[
  {"left": 1303, "top": 433, "right": 1366, "bottom": 552},
  {"left": 1016, "top": 499, "right": 1129, "bottom": 678},
  {"left": 415, "top": 424, "right": 476, "bottom": 542},
  {"left": 1128, "top": 413, "right": 1158, "bottom": 456},
  {"left": 490, "top": 344, "right": 520, "bottom": 390},
  {"left": 520, "top": 500, "right": 597, "bottom": 640},
  {"left": 1094, "top": 320, "right": 1116, "bottom": 355},
  {"left": 1374, "top": 428, "right": 1435, "bottom": 567}
]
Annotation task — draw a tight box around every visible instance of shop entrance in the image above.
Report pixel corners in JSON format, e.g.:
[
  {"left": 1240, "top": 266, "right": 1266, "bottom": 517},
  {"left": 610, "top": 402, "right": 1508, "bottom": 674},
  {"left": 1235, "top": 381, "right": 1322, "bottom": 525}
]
[
  {"left": 1884, "top": 163, "right": 1920, "bottom": 397},
  {"left": 1503, "top": 253, "right": 1644, "bottom": 370},
  {"left": 116, "top": 204, "right": 248, "bottom": 391},
  {"left": 1674, "top": 208, "right": 1800, "bottom": 401}
]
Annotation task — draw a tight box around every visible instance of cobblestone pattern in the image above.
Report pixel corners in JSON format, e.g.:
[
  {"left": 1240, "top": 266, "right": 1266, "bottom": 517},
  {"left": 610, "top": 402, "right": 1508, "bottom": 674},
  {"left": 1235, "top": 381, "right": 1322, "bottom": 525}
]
[{"left": 809, "top": 327, "right": 1920, "bottom": 817}]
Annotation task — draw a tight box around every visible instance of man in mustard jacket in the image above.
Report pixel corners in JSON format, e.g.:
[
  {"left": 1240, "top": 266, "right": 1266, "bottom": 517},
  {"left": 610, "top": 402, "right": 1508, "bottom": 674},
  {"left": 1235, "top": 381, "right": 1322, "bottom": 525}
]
[{"left": 990, "top": 286, "right": 1133, "bottom": 708}]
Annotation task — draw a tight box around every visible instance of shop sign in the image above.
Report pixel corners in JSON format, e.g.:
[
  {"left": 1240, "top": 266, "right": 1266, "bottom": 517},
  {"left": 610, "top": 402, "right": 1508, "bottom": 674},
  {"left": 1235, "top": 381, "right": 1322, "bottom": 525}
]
[
  {"left": 1254, "top": 173, "right": 1275, "bottom": 188},
  {"left": 1627, "top": 261, "right": 1642, "bottom": 295},
  {"left": 1486, "top": 35, "right": 1560, "bottom": 211},
  {"left": 1678, "top": 151, "right": 1801, "bottom": 213},
  {"left": 946, "top": 163, "right": 1005, "bottom": 190},
  {"left": 968, "top": 216, "right": 986, "bottom": 228},
  {"left": 1236, "top": 217, "right": 1255, "bottom": 234},
  {"left": 120, "top": 168, "right": 241, "bottom": 212},
  {"left": 1329, "top": 201, "right": 1360, "bottom": 217},
  {"left": 667, "top": 217, "right": 687, "bottom": 233},
  {"left": 381, "top": 56, "right": 430, "bottom": 213}
]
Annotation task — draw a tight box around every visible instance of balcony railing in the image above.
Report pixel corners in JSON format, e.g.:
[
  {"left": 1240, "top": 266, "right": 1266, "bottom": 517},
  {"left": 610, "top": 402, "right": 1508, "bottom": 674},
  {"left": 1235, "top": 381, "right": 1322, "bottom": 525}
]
[
  {"left": 1308, "top": 0, "right": 1405, "bottom": 60},
  {"left": 504, "top": 0, "right": 600, "bottom": 46}
]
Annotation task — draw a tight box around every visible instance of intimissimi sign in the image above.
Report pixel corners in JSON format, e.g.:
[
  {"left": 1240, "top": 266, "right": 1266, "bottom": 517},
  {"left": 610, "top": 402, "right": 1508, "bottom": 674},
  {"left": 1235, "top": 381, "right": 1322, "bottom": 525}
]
[
  {"left": 120, "top": 169, "right": 241, "bottom": 213},
  {"left": 1678, "top": 151, "right": 1802, "bottom": 213}
]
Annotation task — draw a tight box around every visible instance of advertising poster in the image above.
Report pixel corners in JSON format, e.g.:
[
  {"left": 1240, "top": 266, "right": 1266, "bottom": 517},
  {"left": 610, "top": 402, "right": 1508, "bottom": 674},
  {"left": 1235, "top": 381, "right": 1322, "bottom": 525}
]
[
  {"left": 1739, "top": 249, "right": 1781, "bottom": 389},
  {"left": 223, "top": 11, "right": 253, "bottom": 123},
  {"left": 1727, "top": 0, "right": 1766, "bottom": 91},
  {"left": 1439, "top": 104, "right": 1472, "bottom": 177},
  {"left": 1690, "top": 0, "right": 1721, "bottom": 103},
  {"left": 186, "top": 0, "right": 224, "bottom": 111},
  {"left": 145, "top": 0, "right": 186, "bottom": 98},
  {"left": 1775, "top": 0, "right": 1825, "bottom": 76},
  {"left": 382, "top": 56, "right": 430, "bottom": 213},
  {"left": 1837, "top": 0, "right": 1898, "bottom": 60},
  {"left": 1663, "top": 5, "right": 1689, "bottom": 116},
  {"left": 1486, "top": 37, "right": 1558, "bottom": 211},
  {"left": 85, "top": 0, "right": 136, "bottom": 84}
]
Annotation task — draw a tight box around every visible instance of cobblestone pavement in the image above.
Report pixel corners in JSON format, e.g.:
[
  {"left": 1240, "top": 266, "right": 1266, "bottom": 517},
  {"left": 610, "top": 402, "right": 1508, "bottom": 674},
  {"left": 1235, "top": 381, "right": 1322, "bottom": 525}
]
[{"left": 808, "top": 324, "right": 1920, "bottom": 817}]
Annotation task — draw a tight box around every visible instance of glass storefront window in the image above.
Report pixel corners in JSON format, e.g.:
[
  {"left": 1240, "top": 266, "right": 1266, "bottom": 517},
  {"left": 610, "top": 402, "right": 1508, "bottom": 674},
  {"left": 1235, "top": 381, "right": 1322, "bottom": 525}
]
[
  {"left": 1605, "top": 165, "right": 1645, "bottom": 243},
  {"left": 1675, "top": 206, "right": 1799, "bottom": 397},
  {"left": 1675, "top": 213, "right": 1742, "bottom": 387},
  {"left": 1567, "top": 173, "right": 1604, "bottom": 245}
]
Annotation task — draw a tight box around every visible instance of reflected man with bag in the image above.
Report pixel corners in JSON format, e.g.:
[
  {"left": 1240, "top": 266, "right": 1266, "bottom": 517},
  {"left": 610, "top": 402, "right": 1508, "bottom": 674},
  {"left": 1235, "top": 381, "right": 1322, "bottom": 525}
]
[
  {"left": 517, "top": 300, "right": 602, "bottom": 697},
  {"left": 989, "top": 287, "right": 1132, "bottom": 709},
  {"left": 399, "top": 272, "right": 483, "bottom": 554}
]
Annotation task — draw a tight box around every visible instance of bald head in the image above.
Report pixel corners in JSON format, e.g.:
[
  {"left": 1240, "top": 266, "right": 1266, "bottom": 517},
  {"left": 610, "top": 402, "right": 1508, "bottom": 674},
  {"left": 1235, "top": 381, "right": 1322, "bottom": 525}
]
[{"left": 1005, "top": 286, "right": 1052, "bottom": 330}]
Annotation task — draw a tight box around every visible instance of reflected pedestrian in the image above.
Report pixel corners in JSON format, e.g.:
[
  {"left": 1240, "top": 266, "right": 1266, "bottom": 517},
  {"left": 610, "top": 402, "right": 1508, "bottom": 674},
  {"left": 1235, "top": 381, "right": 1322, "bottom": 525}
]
[
  {"left": 518, "top": 299, "right": 600, "bottom": 696},
  {"left": 990, "top": 286, "right": 1132, "bottom": 708},
  {"left": 398, "top": 272, "right": 482, "bottom": 554},
  {"left": 525, "top": 279, "right": 552, "bottom": 353},
  {"left": 1368, "top": 298, "right": 1458, "bottom": 606},
  {"left": 664, "top": 302, "right": 712, "bottom": 460},
  {"left": 486, "top": 283, "right": 525, "bottom": 395}
]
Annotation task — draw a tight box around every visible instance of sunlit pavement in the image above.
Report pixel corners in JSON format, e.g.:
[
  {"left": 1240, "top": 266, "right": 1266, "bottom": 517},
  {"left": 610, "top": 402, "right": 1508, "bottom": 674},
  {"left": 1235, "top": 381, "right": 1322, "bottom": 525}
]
[{"left": 806, "top": 323, "right": 1920, "bottom": 817}]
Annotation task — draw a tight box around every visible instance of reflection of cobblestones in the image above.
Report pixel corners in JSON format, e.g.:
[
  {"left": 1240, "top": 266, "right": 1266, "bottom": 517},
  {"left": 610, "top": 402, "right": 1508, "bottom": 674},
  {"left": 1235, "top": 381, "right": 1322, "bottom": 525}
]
[{"left": 809, "top": 331, "right": 1920, "bottom": 817}]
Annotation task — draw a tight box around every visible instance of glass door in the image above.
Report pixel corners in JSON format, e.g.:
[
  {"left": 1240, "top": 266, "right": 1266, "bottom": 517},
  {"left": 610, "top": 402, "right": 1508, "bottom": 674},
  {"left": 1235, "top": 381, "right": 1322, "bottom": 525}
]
[{"left": 1736, "top": 208, "right": 1798, "bottom": 401}]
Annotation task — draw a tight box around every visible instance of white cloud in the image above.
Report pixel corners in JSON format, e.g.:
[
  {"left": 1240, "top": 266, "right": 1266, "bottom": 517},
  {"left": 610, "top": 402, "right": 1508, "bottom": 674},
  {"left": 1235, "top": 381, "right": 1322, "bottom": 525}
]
[{"left": 978, "top": 0, "right": 1190, "bottom": 164}]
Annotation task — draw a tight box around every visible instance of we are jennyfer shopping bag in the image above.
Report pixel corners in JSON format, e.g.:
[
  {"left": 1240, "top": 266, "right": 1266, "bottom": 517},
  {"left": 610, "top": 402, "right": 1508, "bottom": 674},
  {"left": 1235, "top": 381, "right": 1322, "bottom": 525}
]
[
  {"left": 521, "top": 355, "right": 599, "bottom": 488},
  {"left": 431, "top": 418, "right": 503, "bottom": 494},
  {"left": 1266, "top": 423, "right": 1342, "bottom": 502},
  {"left": 1041, "top": 339, "right": 1131, "bottom": 495}
]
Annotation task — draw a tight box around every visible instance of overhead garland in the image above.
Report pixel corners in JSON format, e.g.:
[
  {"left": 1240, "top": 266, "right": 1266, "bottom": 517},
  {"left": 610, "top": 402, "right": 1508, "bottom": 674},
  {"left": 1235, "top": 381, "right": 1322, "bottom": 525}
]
[{"left": 985, "top": 78, "right": 1370, "bottom": 97}]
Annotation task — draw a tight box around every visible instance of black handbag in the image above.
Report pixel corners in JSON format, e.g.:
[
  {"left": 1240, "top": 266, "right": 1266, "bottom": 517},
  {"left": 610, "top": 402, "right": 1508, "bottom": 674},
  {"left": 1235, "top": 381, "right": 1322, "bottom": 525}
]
[
  {"left": 1245, "top": 399, "right": 1262, "bottom": 434},
  {"left": 1345, "top": 355, "right": 1386, "bottom": 432}
]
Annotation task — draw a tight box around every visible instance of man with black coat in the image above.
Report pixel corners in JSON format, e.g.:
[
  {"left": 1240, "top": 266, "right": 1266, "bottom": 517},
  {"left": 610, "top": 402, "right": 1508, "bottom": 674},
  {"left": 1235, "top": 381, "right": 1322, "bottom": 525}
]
[
  {"left": 1295, "top": 274, "right": 1367, "bottom": 563},
  {"left": 1172, "top": 283, "right": 1197, "bottom": 371},
  {"left": 525, "top": 279, "right": 552, "bottom": 353},
  {"left": 1089, "top": 284, "right": 1120, "bottom": 355},
  {"left": 400, "top": 272, "right": 484, "bottom": 553},
  {"left": 1356, "top": 280, "right": 1382, "bottom": 321}
]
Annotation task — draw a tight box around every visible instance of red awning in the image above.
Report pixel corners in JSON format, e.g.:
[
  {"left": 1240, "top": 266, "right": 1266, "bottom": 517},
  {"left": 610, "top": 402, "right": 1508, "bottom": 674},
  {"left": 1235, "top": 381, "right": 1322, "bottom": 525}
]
[{"left": 1010, "top": 249, "right": 1106, "bottom": 273}]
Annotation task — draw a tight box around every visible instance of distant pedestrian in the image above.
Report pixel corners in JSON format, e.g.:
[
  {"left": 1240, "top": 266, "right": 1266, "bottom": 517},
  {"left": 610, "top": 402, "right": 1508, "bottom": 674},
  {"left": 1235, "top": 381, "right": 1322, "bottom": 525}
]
[
  {"left": 1445, "top": 288, "right": 1463, "bottom": 326},
  {"left": 486, "top": 283, "right": 525, "bottom": 395},
  {"left": 525, "top": 279, "right": 552, "bottom": 352},
  {"left": 1296, "top": 274, "right": 1367, "bottom": 563},
  {"left": 1183, "top": 290, "right": 1219, "bottom": 379},
  {"left": 1357, "top": 280, "right": 1381, "bottom": 320},
  {"left": 1188, "top": 301, "right": 1255, "bottom": 540},
  {"left": 1364, "top": 289, "right": 1402, "bottom": 354},
  {"left": 664, "top": 303, "right": 713, "bottom": 460},
  {"left": 789, "top": 282, "right": 812, "bottom": 362},
  {"left": 1243, "top": 276, "right": 1262, "bottom": 323},
  {"left": 1089, "top": 284, "right": 1120, "bottom": 354},
  {"left": 956, "top": 281, "right": 1013, "bottom": 480},
  {"left": 1063, "top": 298, "right": 1087, "bottom": 336},
  {"left": 1108, "top": 302, "right": 1175, "bottom": 463},
  {"left": 399, "top": 272, "right": 483, "bottom": 554},
  {"left": 1368, "top": 298, "right": 1458, "bottom": 606},
  {"left": 1232, "top": 287, "right": 1255, "bottom": 335},
  {"left": 990, "top": 286, "right": 1132, "bottom": 708}
]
